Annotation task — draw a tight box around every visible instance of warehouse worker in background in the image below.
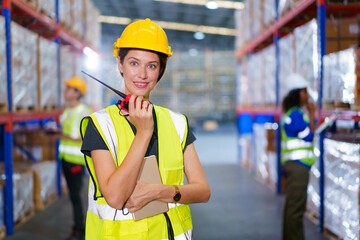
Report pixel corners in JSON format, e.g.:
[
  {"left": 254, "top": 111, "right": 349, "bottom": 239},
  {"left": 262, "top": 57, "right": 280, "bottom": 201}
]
[
  {"left": 58, "top": 77, "right": 91, "bottom": 240},
  {"left": 80, "top": 18, "right": 210, "bottom": 240},
  {"left": 281, "top": 73, "right": 316, "bottom": 240}
]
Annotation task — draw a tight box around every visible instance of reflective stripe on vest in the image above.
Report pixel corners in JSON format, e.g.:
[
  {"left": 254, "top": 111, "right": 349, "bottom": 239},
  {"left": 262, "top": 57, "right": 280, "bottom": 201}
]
[
  {"left": 281, "top": 107, "right": 315, "bottom": 166},
  {"left": 81, "top": 104, "right": 192, "bottom": 239},
  {"left": 59, "top": 103, "right": 90, "bottom": 165},
  {"left": 281, "top": 139, "right": 313, "bottom": 149}
]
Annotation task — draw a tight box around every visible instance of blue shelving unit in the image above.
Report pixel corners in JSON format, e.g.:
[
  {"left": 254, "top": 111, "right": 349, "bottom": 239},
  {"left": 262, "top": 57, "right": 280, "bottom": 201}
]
[{"left": 0, "top": 0, "right": 98, "bottom": 235}]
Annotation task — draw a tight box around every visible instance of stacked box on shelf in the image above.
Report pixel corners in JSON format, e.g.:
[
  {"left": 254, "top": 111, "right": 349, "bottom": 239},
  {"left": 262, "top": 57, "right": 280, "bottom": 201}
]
[
  {"left": 294, "top": 19, "right": 318, "bottom": 98},
  {"left": 263, "top": 45, "right": 276, "bottom": 105},
  {"left": 37, "top": 0, "right": 55, "bottom": 19},
  {"left": 12, "top": 22, "right": 38, "bottom": 112},
  {"left": 237, "top": 57, "right": 251, "bottom": 106},
  {"left": 253, "top": 115, "right": 275, "bottom": 185},
  {"left": 278, "top": 33, "right": 295, "bottom": 102},
  {"left": 263, "top": 0, "right": 276, "bottom": 28},
  {"left": 59, "top": 0, "right": 72, "bottom": 31},
  {"left": 0, "top": 15, "right": 7, "bottom": 112},
  {"left": 278, "top": 0, "right": 302, "bottom": 16},
  {"left": 38, "top": 37, "right": 58, "bottom": 110},
  {"left": 84, "top": 0, "right": 101, "bottom": 50},
  {"left": 235, "top": 10, "right": 247, "bottom": 49},
  {"left": 178, "top": 52, "right": 210, "bottom": 119},
  {"left": 251, "top": 0, "right": 264, "bottom": 38},
  {"left": 210, "top": 51, "right": 236, "bottom": 119},
  {"left": 71, "top": 0, "right": 85, "bottom": 40},
  {"left": 247, "top": 53, "right": 264, "bottom": 106},
  {"left": 326, "top": 17, "right": 360, "bottom": 54},
  {"left": 0, "top": 165, "right": 34, "bottom": 224},
  {"left": 323, "top": 137, "right": 359, "bottom": 239},
  {"left": 323, "top": 48, "right": 359, "bottom": 109},
  {"left": 60, "top": 46, "right": 76, "bottom": 106},
  {"left": 237, "top": 113, "right": 253, "bottom": 169},
  {"left": 31, "top": 161, "right": 57, "bottom": 210}
]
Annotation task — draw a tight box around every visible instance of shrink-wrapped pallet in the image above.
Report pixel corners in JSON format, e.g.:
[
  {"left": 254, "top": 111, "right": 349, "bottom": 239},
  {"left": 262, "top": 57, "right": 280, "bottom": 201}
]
[
  {"left": 235, "top": 9, "right": 248, "bottom": 49},
  {"left": 31, "top": 161, "right": 57, "bottom": 210},
  {"left": 0, "top": 16, "right": 7, "bottom": 110},
  {"left": 38, "top": 37, "right": 58, "bottom": 109},
  {"left": 251, "top": 0, "right": 264, "bottom": 38},
  {"left": 60, "top": 46, "right": 76, "bottom": 106},
  {"left": 294, "top": 19, "right": 318, "bottom": 98},
  {"left": 71, "top": 0, "right": 85, "bottom": 39},
  {"left": 247, "top": 53, "right": 264, "bottom": 105},
  {"left": 59, "top": 0, "right": 72, "bottom": 30},
  {"left": 0, "top": 167, "right": 34, "bottom": 224},
  {"left": 84, "top": 0, "right": 101, "bottom": 50},
  {"left": 12, "top": 22, "right": 38, "bottom": 111},
  {"left": 263, "top": 45, "right": 276, "bottom": 105},
  {"left": 263, "top": 0, "right": 276, "bottom": 28},
  {"left": 279, "top": 33, "right": 295, "bottom": 102},
  {"left": 37, "top": 0, "right": 55, "bottom": 18},
  {"left": 323, "top": 138, "right": 359, "bottom": 239},
  {"left": 237, "top": 58, "right": 251, "bottom": 106},
  {"left": 323, "top": 48, "right": 358, "bottom": 107}
]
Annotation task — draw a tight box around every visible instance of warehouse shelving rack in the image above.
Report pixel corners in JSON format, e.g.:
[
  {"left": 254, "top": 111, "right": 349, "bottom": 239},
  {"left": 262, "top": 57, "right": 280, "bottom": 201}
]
[
  {"left": 235, "top": 0, "right": 360, "bottom": 232},
  {"left": 0, "top": 0, "right": 99, "bottom": 235}
]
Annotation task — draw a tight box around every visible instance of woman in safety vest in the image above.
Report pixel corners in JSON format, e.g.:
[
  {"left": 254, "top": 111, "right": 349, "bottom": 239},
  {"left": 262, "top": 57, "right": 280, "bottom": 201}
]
[
  {"left": 80, "top": 18, "right": 210, "bottom": 240},
  {"left": 281, "top": 73, "right": 316, "bottom": 240}
]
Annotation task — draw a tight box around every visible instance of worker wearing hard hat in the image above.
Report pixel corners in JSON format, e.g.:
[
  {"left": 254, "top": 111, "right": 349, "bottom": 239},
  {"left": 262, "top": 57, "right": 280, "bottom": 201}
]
[
  {"left": 80, "top": 19, "right": 210, "bottom": 240},
  {"left": 59, "top": 76, "right": 91, "bottom": 240},
  {"left": 281, "top": 73, "right": 316, "bottom": 240}
]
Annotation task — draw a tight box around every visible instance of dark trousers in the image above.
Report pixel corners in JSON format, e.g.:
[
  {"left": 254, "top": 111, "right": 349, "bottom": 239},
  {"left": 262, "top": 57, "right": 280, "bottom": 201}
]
[
  {"left": 282, "top": 161, "right": 310, "bottom": 240},
  {"left": 62, "top": 159, "right": 85, "bottom": 230}
]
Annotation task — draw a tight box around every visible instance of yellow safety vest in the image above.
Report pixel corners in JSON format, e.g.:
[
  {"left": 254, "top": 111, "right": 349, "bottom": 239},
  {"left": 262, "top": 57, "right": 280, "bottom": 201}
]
[
  {"left": 59, "top": 103, "right": 91, "bottom": 165},
  {"left": 281, "top": 107, "right": 315, "bottom": 167},
  {"left": 80, "top": 104, "right": 193, "bottom": 240}
]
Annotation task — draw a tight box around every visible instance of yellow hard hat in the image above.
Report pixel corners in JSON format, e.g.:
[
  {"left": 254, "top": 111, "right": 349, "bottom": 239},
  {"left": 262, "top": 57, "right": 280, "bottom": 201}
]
[
  {"left": 64, "top": 76, "right": 87, "bottom": 95},
  {"left": 113, "top": 18, "right": 172, "bottom": 59}
]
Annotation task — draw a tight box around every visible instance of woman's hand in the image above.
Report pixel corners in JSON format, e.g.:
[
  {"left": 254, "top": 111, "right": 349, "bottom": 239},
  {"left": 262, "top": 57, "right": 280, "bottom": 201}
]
[
  {"left": 127, "top": 95, "right": 154, "bottom": 137},
  {"left": 125, "top": 182, "right": 156, "bottom": 213}
]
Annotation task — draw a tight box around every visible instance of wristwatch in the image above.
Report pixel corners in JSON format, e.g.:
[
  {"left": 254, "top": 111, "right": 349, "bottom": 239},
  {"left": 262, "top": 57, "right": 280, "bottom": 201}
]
[{"left": 173, "top": 185, "right": 181, "bottom": 202}]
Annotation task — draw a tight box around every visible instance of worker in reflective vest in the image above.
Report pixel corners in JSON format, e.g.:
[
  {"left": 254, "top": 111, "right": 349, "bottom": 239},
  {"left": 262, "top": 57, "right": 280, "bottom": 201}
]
[
  {"left": 80, "top": 19, "right": 210, "bottom": 240},
  {"left": 281, "top": 73, "right": 316, "bottom": 240},
  {"left": 59, "top": 76, "right": 91, "bottom": 240}
]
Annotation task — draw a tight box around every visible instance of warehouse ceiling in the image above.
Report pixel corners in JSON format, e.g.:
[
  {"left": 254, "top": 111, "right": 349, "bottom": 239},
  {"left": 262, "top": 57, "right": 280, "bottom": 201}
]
[{"left": 92, "top": 0, "right": 240, "bottom": 53}]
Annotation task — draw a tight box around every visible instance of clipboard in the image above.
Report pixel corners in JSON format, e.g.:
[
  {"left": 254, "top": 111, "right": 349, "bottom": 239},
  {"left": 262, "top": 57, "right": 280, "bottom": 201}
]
[{"left": 132, "top": 155, "right": 169, "bottom": 221}]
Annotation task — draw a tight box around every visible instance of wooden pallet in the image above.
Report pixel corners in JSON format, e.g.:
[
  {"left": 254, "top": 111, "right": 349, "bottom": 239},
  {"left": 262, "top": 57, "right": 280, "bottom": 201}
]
[
  {"left": 14, "top": 207, "right": 35, "bottom": 228},
  {"left": 13, "top": 105, "right": 37, "bottom": 113},
  {"left": 0, "top": 103, "right": 8, "bottom": 113},
  {"left": 41, "top": 105, "right": 57, "bottom": 112},
  {"left": 0, "top": 227, "right": 6, "bottom": 239},
  {"left": 35, "top": 193, "right": 58, "bottom": 211}
]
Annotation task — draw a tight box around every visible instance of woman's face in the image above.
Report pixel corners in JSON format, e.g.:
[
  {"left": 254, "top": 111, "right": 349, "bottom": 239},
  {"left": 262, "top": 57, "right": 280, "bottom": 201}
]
[
  {"left": 118, "top": 49, "right": 160, "bottom": 100},
  {"left": 299, "top": 88, "right": 309, "bottom": 106}
]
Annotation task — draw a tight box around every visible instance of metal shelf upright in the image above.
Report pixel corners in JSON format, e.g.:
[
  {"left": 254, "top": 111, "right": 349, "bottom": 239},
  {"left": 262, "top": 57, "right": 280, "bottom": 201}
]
[{"left": 0, "top": 0, "right": 99, "bottom": 235}]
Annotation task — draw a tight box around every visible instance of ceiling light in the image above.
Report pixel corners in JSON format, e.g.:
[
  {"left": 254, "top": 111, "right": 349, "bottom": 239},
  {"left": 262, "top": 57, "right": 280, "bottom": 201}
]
[
  {"left": 194, "top": 32, "right": 205, "bottom": 40},
  {"left": 206, "top": 1, "right": 218, "bottom": 9},
  {"left": 98, "top": 16, "right": 236, "bottom": 36},
  {"left": 153, "top": 0, "right": 244, "bottom": 10}
]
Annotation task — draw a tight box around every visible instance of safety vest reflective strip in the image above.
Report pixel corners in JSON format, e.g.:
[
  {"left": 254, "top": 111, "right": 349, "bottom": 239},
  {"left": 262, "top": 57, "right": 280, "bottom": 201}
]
[
  {"left": 80, "top": 104, "right": 192, "bottom": 239},
  {"left": 281, "top": 107, "right": 315, "bottom": 166},
  {"left": 281, "top": 139, "right": 313, "bottom": 149},
  {"left": 59, "top": 104, "right": 90, "bottom": 165}
]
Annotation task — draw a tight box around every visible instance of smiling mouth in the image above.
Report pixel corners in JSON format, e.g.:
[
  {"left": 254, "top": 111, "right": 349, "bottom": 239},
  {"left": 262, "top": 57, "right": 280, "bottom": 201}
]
[{"left": 134, "top": 82, "right": 148, "bottom": 88}]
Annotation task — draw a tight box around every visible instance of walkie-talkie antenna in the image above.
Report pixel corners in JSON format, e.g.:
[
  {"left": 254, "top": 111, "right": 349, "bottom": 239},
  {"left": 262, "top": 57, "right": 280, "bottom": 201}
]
[{"left": 81, "top": 70, "right": 127, "bottom": 99}]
